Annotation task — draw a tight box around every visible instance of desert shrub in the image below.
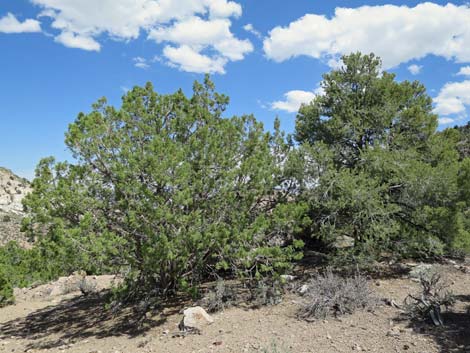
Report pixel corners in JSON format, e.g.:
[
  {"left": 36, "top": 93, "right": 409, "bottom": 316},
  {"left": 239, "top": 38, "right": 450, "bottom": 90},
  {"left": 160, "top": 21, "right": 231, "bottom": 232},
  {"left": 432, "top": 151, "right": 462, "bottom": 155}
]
[
  {"left": 0, "top": 240, "right": 68, "bottom": 306},
  {"left": 205, "top": 279, "right": 237, "bottom": 312},
  {"left": 404, "top": 271, "right": 455, "bottom": 326},
  {"left": 0, "top": 268, "right": 14, "bottom": 307},
  {"left": 250, "top": 279, "right": 284, "bottom": 307},
  {"left": 298, "top": 268, "right": 377, "bottom": 320},
  {"left": 2, "top": 215, "right": 11, "bottom": 222},
  {"left": 394, "top": 235, "right": 446, "bottom": 260}
]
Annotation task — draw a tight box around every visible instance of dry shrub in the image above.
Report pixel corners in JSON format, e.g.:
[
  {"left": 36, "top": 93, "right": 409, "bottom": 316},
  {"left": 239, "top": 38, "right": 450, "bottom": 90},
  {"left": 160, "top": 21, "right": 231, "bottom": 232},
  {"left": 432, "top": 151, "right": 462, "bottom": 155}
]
[
  {"left": 404, "top": 271, "right": 455, "bottom": 326},
  {"left": 251, "top": 279, "right": 283, "bottom": 307},
  {"left": 205, "top": 279, "right": 237, "bottom": 312},
  {"left": 298, "top": 268, "right": 377, "bottom": 320}
]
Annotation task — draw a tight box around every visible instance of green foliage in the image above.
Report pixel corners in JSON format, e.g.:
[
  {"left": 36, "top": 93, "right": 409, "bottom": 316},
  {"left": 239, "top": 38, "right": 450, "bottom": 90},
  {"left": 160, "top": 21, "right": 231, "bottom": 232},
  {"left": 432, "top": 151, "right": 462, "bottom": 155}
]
[
  {"left": 0, "top": 239, "right": 68, "bottom": 306},
  {"left": 295, "top": 53, "right": 437, "bottom": 167},
  {"left": 23, "top": 76, "right": 306, "bottom": 302},
  {"left": 0, "top": 267, "right": 14, "bottom": 307},
  {"left": 293, "top": 52, "right": 470, "bottom": 261},
  {"left": 454, "top": 122, "right": 470, "bottom": 159},
  {"left": 205, "top": 279, "right": 237, "bottom": 312}
]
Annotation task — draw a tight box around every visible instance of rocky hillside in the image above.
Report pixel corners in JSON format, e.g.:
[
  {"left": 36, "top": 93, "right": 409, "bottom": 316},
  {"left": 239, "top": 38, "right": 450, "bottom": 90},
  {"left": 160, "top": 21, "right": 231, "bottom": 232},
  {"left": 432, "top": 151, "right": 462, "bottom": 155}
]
[
  {"left": 0, "top": 167, "right": 30, "bottom": 214},
  {"left": 0, "top": 167, "right": 31, "bottom": 246}
]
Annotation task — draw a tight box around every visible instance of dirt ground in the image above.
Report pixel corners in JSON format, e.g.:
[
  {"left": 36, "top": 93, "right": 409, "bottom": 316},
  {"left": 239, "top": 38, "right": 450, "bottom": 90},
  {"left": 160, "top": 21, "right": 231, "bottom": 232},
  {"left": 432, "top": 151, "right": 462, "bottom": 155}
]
[{"left": 1, "top": 264, "right": 469, "bottom": 353}]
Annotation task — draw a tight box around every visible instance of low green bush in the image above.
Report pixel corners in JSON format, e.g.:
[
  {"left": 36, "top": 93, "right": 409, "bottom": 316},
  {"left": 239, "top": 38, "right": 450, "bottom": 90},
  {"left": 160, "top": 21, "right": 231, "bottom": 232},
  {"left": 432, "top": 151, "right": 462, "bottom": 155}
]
[
  {"left": 0, "top": 240, "right": 71, "bottom": 306},
  {"left": 0, "top": 268, "right": 14, "bottom": 307}
]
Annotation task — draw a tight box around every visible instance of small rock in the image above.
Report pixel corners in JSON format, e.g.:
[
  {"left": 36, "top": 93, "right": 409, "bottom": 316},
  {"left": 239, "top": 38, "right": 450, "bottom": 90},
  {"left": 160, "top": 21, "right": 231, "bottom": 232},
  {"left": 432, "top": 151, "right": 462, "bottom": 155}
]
[
  {"left": 386, "top": 328, "right": 401, "bottom": 337},
  {"left": 179, "top": 306, "right": 214, "bottom": 332},
  {"left": 352, "top": 343, "right": 362, "bottom": 351}
]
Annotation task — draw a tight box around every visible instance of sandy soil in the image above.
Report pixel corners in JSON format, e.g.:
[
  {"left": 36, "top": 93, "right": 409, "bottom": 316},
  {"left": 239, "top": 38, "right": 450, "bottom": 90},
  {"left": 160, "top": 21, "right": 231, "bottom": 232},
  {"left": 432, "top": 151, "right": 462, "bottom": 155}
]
[{"left": 0, "top": 264, "right": 469, "bottom": 353}]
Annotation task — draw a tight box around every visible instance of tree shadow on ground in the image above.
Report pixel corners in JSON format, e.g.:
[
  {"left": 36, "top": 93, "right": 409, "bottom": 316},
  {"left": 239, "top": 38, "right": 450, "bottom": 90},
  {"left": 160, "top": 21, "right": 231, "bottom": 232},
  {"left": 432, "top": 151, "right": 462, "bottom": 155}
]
[
  {"left": 399, "top": 295, "right": 470, "bottom": 353},
  {"left": 0, "top": 293, "right": 184, "bottom": 351}
]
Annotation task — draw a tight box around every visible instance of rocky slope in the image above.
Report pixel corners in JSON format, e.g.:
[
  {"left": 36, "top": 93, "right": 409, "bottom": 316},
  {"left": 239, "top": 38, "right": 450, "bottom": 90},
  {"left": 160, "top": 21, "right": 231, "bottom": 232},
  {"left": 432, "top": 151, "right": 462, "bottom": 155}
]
[
  {"left": 0, "top": 167, "right": 31, "bottom": 245},
  {"left": 0, "top": 167, "right": 30, "bottom": 214}
]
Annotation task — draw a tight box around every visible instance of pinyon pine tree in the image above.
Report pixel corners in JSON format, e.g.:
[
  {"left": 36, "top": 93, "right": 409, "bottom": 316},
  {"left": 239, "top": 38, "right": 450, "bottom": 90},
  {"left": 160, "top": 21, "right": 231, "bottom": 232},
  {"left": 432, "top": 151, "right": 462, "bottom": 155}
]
[
  {"left": 293, "top": 52, "right": 469, "bottom": 260},
  {"left": 22, "top": 76, "right": 307, "bottom": 303}
]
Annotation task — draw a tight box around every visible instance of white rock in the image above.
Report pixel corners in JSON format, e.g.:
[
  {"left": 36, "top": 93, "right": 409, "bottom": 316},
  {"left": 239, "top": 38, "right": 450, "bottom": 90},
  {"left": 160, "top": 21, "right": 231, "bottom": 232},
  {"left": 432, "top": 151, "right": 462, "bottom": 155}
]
[{"left": 179, "top": 306, "right": 214, "bottom": 331}]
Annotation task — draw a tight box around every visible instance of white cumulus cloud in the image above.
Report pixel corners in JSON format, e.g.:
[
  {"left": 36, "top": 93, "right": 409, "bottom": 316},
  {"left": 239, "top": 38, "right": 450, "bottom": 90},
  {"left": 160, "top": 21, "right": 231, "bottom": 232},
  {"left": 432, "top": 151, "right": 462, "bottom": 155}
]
[
  {"left": 433, "top": 80, "right": 470, "bottom": 124},
  {"left": 163, "top": 45, "right": 227, "bottom": 74},
  {"left": 0, "top": 13, "right": 41, "bottom": 33},
  {"left": 29, "top": 0, "right": 250, "bottom": 72},
  {"left": 263, "top": 3, "right": 470, "bottom": 69},
  {"left": 271, "top": 89, "right": 320, "bottom": 113},
  {"left": 149, "top": 16, "right": 252, "bottom": 71},
  {"left": 207, "top": 0, "right": 241, "bottom": 19},
  {"left": 243, "top": 23, "right": 262, "bottom": 38},
  {"left": 55, "top": 31, "right": 100, "bottom": 51},
  {"left": 133, "top": 57, "right": 150, "bottom": 69},
  {"left": 438, "top": 117, "right": 457, "bottom": 125},
  {"left": 408, "top": 64, "right": 422, "bottom": 75},
  {"left": 457, "top": 66, "right": 470, "bottom": 76}
]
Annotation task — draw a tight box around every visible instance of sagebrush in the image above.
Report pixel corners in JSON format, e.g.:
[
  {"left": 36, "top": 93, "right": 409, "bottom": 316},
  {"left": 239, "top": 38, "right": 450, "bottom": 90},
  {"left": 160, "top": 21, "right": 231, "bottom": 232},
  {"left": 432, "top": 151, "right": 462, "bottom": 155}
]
[{"left": 298, "top": 268, "right": 377, "bottom": 320}]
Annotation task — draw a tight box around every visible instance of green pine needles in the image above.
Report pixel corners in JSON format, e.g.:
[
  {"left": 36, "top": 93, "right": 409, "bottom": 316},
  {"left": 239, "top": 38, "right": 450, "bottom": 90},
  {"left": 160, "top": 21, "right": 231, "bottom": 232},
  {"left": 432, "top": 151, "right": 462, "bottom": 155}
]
[{"left": 21, "top": 76, "right": 307, "bottom": 301}]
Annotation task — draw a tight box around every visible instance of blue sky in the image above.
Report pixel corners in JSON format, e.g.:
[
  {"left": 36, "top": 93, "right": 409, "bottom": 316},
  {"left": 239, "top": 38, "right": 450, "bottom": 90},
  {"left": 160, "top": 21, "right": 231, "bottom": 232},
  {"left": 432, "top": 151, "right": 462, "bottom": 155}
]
[{"left": 1, "top": 0, "right": 470, "bottom": 180}]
